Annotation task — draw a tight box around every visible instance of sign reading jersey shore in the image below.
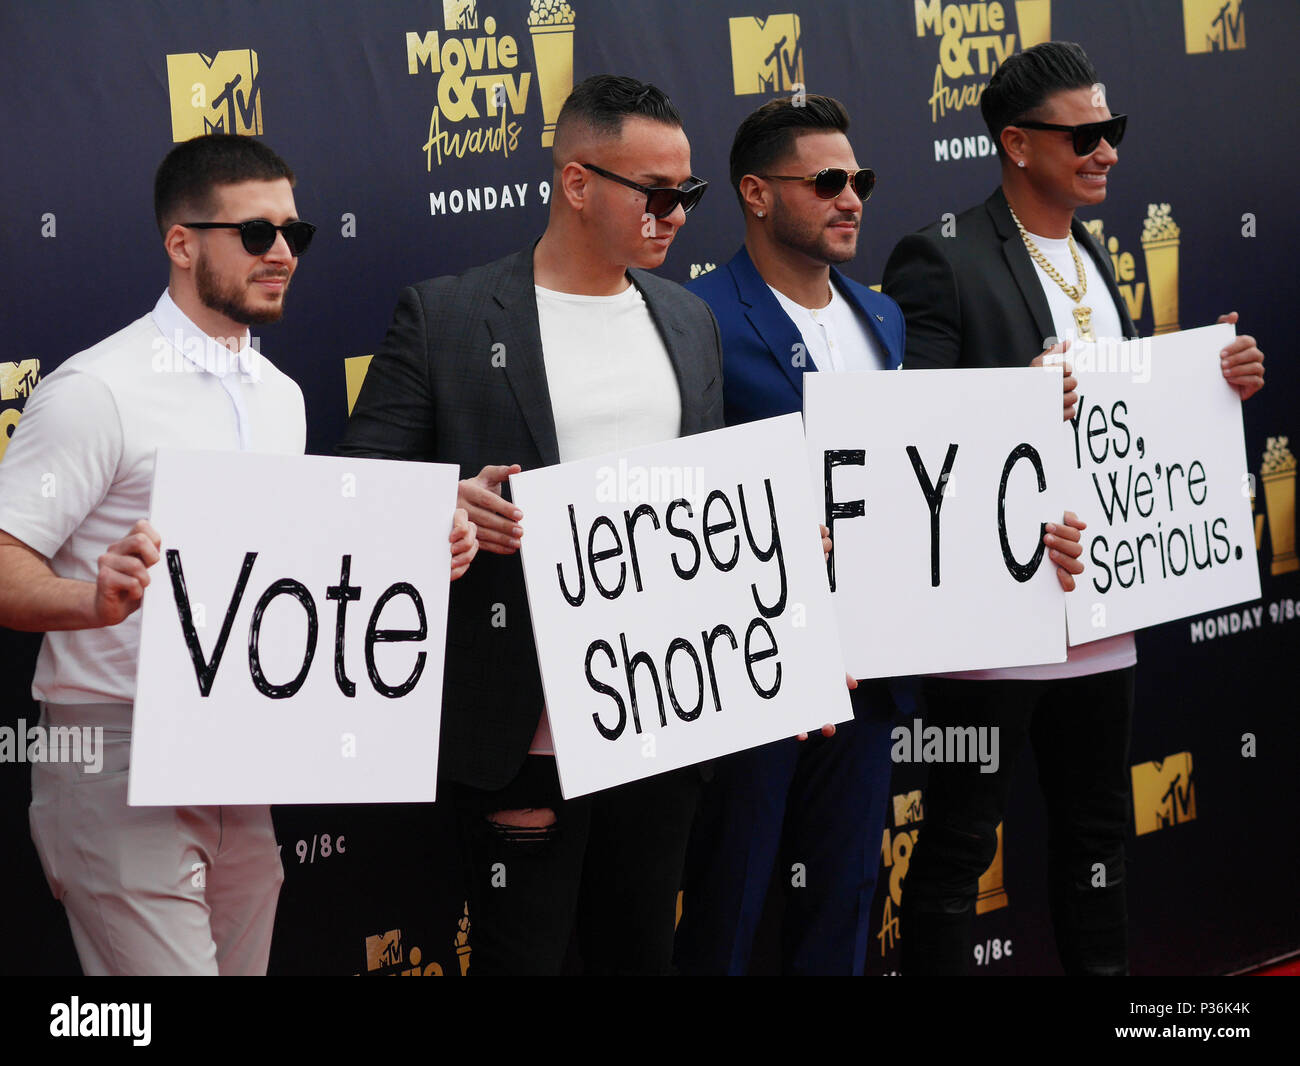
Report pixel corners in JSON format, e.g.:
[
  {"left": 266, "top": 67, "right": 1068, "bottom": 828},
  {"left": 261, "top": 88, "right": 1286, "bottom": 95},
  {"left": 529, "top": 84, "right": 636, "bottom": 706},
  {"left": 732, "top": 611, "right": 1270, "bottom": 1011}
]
[
  {"left": 131, "top": 450, "right": 458, "bottom": 805},
  {"left": 510, "top": 414, "right": 852, "bottom": 798},
  {"left": 804, "top": 369, "right": 1068, "bottom": 677},
  {"left": 1063, "top": 325, "right": 1260, "bottom": 644}
]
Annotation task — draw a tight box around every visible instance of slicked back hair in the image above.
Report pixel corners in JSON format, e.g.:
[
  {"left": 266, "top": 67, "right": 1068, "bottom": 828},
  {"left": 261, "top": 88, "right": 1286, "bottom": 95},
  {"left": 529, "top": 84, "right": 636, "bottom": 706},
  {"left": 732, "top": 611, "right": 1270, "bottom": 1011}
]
[
  {"left": 553, "top": 74, "right": 682, "bottom": 158},
  {"left": 981, "top": 41, "right": 1100, "bottom": 158},
  {"left": 729, "top": 95, "right": 851, "bottom": 206},
  {"left": 154, "top": 134, "right": 295, "bottom": 236}
]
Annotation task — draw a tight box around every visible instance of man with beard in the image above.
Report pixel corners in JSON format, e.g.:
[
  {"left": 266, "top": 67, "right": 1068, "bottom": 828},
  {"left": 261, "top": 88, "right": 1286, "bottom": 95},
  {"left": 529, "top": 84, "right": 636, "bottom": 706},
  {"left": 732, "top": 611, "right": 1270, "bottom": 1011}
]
[
  {"left": 0, "top": 134, "right": 477, "bottom": 975},
  {"left": 671, "top": 95, "right": 909, "bottom": 977}
]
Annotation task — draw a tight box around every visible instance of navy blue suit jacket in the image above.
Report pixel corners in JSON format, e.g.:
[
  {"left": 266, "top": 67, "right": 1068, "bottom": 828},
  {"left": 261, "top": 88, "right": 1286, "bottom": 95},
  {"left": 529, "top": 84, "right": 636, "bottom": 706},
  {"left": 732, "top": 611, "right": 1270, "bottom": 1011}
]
[
  {"left": 686, "top": 245, "right": 903, "bottom": 426},
  {"left": 687, "top": 245, "right": 916, "bottom": 710}
]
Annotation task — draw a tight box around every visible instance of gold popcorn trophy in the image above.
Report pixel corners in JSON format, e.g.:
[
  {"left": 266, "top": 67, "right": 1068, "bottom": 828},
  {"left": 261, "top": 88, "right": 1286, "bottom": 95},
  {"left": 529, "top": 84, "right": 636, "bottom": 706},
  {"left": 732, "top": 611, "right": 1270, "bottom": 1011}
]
[
  {"left": 1014, "top": 1, "right": 1052, "bottom": 48},
  {"left": 455, "top": 900, "right": 472, "bottom": 975},
  {"left": 1261, "top": 437, "right": 1298, "bottom": 575},
  {"left": 1141, "top": 203, "right": 1181, "bottom": 335},
  {"left": 528, "top": 0, "right": 576, "bottom": 148}
]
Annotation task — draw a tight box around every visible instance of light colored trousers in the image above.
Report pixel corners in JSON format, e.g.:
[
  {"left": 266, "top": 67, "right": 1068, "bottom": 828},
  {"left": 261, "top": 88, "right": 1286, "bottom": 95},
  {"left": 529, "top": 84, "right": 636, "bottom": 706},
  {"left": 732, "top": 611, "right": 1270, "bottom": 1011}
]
[{"left": 29, "top": 702, "right": 283, "bottom": 975}]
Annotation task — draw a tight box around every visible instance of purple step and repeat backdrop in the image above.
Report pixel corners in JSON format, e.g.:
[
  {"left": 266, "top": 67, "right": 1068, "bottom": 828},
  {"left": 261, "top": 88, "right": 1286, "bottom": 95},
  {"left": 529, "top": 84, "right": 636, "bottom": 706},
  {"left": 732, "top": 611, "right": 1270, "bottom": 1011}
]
[{"left": 1, "top": 0, "right": 1296, "bottom": 975}]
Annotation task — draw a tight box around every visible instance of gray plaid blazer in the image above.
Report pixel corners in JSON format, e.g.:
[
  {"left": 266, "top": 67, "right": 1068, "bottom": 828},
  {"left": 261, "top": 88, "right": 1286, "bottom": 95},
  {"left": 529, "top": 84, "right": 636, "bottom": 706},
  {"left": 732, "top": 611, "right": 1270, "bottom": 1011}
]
[{"left": 339, "top": 246, "right": 724, "bottom": 790}]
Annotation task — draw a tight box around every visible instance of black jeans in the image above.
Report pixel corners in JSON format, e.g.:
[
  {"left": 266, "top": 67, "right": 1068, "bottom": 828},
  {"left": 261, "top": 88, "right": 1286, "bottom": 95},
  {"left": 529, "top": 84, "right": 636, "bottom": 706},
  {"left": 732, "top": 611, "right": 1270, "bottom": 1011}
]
[
  {"left": 902, "top": 667, "right": 1135, "bottom": 976},
  {"left": 448, "top": 756, "right": 701, "bottom": 975}
]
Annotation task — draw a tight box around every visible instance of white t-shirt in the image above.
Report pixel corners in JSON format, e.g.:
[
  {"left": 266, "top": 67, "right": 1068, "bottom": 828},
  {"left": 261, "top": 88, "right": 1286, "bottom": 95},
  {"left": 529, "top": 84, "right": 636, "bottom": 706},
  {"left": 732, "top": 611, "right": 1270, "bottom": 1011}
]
[
  {"left": 1028, "top": 231, "right": 1126, "bottom": 348},
  {"left": 529, "top": 281, "right": 681, "bottom": 753},
  {"left": 534, "top": 282, "right": 681, "bottom": 463},
  {"left": 0, "top": 290, "right": 306, "bottom": 704},
  {"left": 769, "top": 280, "right": 890, "bottom": 374},
  {"left": 950, "top": 231, "right": 1136, "bottom": 681}
]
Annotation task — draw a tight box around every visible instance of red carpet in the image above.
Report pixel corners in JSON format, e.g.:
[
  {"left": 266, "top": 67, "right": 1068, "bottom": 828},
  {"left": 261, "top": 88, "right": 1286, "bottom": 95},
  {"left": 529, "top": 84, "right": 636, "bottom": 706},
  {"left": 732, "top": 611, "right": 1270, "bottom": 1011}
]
[{"left": 1245, "top": 955, "right": 1300, "bottom": 976}]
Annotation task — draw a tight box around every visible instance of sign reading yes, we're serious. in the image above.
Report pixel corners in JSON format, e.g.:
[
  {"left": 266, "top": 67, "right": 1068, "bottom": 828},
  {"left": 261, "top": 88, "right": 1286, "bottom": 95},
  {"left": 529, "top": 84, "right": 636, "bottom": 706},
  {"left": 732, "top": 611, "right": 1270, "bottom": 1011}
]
[
  {"left": 510, "top": 414, "right": 852, "bottom": 799},
  {"left": 1064, "top": 325, "right": 1260, "bottom": 643},
  {"left": 131, "top": 450, "right": 458, "bottom": 806},
  {"left": 804, "top": 368, "right": 1070, "bottom": 678}
]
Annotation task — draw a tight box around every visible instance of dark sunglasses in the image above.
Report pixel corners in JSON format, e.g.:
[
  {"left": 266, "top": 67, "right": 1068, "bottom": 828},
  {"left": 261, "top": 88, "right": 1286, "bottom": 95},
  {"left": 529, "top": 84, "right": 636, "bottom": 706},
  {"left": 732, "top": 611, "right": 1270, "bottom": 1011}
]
[
  {"left": 182, "top": 219, "right": 317, "bottom": 256},
  {"left": 1014, "top": 114, "right": 1127, "bottom": 156},
  {"left": 580, "top": 163, "right": 709, "bottom": 218},
  {"left": 758, "top": 167, "right": 876, "bottom": 201}
]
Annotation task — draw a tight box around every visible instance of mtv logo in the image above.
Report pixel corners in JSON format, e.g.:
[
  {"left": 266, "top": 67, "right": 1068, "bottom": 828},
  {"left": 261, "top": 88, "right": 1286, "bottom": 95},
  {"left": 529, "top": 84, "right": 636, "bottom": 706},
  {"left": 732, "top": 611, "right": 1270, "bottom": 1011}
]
[
  {"left": 1131, "top": 752, "right": 1197, "bottom": 835},
  {"left": 729, "top": 15, "right": 804, "bottom": 95},
  {"left": 0, "top": 359, "right": 41, "bottom": 402},
  {"left": 166, "top": 50, "right": 263, "bottom": 142},
  {"left": 893, "top": 789, "right": 923, "bottom": 827},
  {"left": 365, "top": 929, "right": 404, "bottom": 971},
  {"left": 1183, "top": 0, "right": 1245, "bottom": 53},
  {"left": 444, "top": 0, "right": 477, "bottom": 31}
]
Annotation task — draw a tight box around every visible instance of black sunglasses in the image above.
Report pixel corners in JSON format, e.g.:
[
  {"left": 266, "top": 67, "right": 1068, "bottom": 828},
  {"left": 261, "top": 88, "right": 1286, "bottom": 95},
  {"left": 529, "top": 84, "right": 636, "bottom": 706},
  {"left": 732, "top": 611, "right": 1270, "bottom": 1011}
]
[
  {"left": 1014, "top": 114, "right": 1127, "bottom": 156},
  {"left": 757, "top": 167, "right": 876, "bottom": 202},
  {"left": 580, "top": 163, "right": 709, "bottom": 218},
  {"left": 182, "top": 219, "right": 317, "bottom": 256}
]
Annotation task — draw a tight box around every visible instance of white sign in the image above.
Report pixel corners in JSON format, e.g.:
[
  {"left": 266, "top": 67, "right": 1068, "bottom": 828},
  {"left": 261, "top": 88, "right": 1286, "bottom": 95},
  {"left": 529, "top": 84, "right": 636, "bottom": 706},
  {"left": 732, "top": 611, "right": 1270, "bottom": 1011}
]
[
  {"left": 131, "top": 450, "right": 458, "bottom": 805},
  {"left": 1063, "top": 325, "right": 1260, "bottom": 643},
  {"left": 803, "top": 368, "right": 1069, "bottom": 677},
  {"left": 509, "top": 414, "right": 853, "bottom": 799}
]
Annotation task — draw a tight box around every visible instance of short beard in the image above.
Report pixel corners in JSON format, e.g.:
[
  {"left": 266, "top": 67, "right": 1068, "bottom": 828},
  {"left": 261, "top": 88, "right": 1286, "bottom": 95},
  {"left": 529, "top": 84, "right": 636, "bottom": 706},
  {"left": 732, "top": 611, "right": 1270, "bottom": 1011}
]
[
  {"left": 195, "top": 252, "right": 288, "bottom": 326},
  {"left": 771, "top": 188, "right": 858, "bottom": 266}
]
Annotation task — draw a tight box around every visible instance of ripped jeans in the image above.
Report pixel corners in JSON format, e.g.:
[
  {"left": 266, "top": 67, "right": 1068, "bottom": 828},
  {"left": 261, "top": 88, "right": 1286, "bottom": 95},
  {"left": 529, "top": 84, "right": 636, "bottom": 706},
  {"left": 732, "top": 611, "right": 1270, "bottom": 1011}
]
[{"left": 448, "top": 756, "right": 701, "bottom": 975}]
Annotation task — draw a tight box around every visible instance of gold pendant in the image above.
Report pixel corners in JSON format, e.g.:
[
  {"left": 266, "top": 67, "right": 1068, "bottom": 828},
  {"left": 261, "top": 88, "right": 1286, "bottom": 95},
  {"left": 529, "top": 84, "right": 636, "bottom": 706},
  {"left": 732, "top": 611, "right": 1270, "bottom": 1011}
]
[{"left": 1072, "top": 305, "right": 1095, "bottom": 341}]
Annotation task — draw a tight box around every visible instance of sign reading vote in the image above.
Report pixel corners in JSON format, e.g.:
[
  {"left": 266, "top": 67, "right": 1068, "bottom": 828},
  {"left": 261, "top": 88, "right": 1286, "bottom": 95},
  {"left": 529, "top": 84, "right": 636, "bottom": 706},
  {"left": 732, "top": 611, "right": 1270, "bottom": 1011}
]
[
  {"left": 803, "top": 368, "right": 1068, "bottom": 678},
  {"left": 1063, "top": 325, "right": 1260, "bottom": 644},
  {"left": 131, "top": 450, "right": 458, "bottom": 805},
  {"left": 509, "top": 414, "right": 852, "bottom": 798}
]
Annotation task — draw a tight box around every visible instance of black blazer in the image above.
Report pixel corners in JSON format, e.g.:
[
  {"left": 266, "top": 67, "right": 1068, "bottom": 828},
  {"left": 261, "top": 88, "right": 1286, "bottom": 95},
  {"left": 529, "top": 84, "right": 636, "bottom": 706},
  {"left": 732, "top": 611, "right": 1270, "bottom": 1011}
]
[
  {"left": 339, "top": 246, "right": 724, "bottom": 789},
  {"left": 882, "top": 186, "right": 1138, "bottom": 371}
]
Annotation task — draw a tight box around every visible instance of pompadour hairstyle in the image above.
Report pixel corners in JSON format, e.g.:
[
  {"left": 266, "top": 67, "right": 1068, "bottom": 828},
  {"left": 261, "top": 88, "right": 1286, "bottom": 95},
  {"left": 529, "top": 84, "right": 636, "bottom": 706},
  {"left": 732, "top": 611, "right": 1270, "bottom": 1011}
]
[
  {"left": 728, "top": 95, "right": 850, "bottom": 205},
  {"left": 154, "top": 134, "right": 296, "bottom": 236},
  {"left": 980, "top": 41, "right": 1100, "bottom": 158}
]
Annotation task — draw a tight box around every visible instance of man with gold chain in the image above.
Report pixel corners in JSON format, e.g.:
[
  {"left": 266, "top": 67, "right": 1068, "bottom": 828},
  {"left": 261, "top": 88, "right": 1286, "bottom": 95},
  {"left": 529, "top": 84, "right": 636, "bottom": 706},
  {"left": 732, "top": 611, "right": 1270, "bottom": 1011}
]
[{"left": 882, "top": 41, "right": 1265, "bottom": 975}]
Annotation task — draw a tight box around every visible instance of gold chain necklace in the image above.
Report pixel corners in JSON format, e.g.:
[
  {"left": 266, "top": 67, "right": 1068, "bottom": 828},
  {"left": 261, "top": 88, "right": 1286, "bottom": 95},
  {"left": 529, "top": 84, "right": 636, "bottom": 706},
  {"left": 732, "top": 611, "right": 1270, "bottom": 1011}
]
[{"left": 1007, "top": 203, "right": 1095, "bottom": 340}]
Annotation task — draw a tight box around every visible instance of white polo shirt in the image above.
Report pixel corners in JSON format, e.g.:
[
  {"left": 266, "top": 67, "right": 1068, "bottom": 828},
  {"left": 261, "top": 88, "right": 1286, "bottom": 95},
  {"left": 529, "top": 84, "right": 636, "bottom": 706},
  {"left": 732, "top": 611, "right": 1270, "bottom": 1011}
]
[{"left": 0, "top": 290, "right": 305, "bottom": 704}]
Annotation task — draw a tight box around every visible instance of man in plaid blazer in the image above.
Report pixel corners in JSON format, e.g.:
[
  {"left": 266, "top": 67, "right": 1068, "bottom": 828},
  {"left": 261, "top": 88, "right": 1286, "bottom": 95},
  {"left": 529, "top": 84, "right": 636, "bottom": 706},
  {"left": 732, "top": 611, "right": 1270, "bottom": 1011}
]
[{"left": 340, "top": 75, "right": 722, "bottom": 974}]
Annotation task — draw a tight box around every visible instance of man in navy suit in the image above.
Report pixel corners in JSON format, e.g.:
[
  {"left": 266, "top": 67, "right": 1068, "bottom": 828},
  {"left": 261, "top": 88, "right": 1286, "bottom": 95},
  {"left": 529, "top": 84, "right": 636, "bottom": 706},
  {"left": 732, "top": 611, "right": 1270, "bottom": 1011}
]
[{"left": 673, "top": 95, "right": 911, "bottom": 975}]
